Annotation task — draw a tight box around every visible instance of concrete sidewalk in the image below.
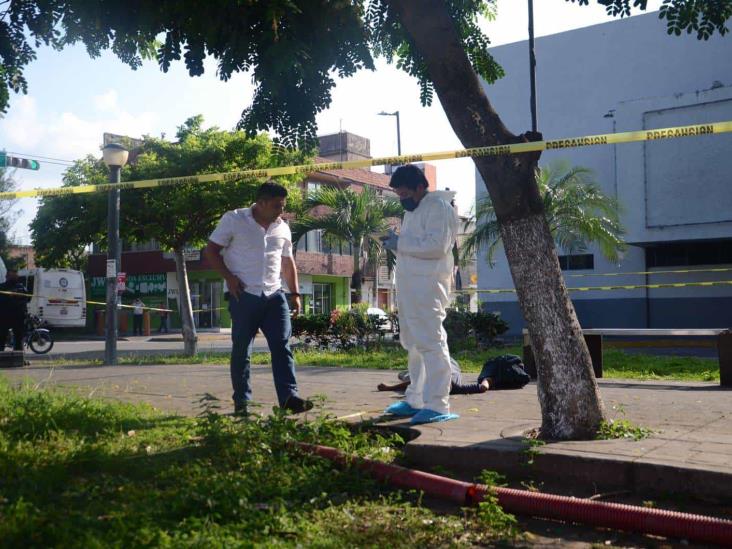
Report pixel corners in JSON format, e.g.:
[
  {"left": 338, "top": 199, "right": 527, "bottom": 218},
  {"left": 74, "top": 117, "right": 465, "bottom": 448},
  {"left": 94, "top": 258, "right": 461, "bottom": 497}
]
[{"left": 2, "top": 361, "right": 731, "bottom": 501}]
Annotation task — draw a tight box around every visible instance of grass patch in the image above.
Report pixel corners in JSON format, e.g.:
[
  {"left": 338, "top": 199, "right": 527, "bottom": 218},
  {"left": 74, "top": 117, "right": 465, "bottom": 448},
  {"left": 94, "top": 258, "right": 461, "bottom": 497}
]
[
  {"left": 0, "top": 379, "right": 517, "bottom": 546},
  {"left": 42, "top": 344, "right": 719, "bottom": 382},
  {"left": 603, "top": 349, "right": 719, "bottom": 382},
  {"left": 596, "top": 419, "right": 653, "bottom": 441}
]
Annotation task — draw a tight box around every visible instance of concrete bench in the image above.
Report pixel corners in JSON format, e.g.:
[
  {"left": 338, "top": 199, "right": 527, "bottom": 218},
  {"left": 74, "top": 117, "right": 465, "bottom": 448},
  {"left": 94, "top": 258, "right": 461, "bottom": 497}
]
[{"left": 522, "top": 328, "right": 732, "bottom": 387}]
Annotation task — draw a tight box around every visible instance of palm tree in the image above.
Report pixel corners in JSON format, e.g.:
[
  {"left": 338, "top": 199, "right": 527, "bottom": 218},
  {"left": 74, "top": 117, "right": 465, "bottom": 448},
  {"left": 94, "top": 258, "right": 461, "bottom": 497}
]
[
  {"left": 290, "top": 186, "right": 403, "bottom": 304},
  {"left": 463, "top": 161, "right": 625, "bottom": 266}
]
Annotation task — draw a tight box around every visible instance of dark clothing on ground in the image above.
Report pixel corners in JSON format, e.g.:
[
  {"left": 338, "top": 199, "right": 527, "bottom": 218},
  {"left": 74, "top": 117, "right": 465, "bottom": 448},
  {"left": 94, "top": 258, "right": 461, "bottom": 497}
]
[
  {"left": 449, "top": 381, "right": 486, "bottom": 395},
  {"left": 402, "top": 358, "right": 486, "bottom": 395}
]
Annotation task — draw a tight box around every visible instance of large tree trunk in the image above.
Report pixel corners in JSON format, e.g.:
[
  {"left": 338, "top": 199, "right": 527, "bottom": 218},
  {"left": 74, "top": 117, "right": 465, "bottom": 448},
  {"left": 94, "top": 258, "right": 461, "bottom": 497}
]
[
  {"left": 351, "top": 239, "right": 363, "bottom": 304},
  {"left": 173, "top": 247, "right": 198, "bottom": 356},
  {"left": 392, "top": 0, "right": 605, "bottom": 439}
]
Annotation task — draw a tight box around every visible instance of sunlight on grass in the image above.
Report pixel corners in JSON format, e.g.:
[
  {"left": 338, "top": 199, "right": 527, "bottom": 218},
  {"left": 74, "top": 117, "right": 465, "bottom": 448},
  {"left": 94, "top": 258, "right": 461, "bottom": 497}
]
[
  {"left": 0, "top": 379, "right": 517, "bottom": 546},
  {"left": 40, "top": 345, "right": 719, "bottom": 382}
]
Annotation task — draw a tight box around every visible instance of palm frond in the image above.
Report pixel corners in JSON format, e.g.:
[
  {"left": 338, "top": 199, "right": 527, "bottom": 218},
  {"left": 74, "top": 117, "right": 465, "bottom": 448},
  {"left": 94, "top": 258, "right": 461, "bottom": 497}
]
[{"left": 472, "top": 160, "right": 626, "bottom": 266}]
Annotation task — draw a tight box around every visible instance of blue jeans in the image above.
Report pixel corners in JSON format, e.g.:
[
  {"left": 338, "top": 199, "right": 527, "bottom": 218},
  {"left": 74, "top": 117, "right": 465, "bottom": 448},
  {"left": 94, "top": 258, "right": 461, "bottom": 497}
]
[{"left": 228, "top": 290, "right": 298, "bottom": 407}]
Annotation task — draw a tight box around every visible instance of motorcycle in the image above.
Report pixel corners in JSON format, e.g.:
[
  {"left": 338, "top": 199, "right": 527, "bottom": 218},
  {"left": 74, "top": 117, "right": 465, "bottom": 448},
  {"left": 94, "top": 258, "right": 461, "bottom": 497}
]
[{"left": 3, "top": 314, "right": 54, "bottom": 354}]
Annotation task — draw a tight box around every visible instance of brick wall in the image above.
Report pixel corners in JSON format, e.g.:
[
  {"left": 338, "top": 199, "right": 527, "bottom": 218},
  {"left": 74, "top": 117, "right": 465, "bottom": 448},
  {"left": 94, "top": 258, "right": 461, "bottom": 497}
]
[{"left": 295, "top": 252, "right": 353, "bottom": 276}]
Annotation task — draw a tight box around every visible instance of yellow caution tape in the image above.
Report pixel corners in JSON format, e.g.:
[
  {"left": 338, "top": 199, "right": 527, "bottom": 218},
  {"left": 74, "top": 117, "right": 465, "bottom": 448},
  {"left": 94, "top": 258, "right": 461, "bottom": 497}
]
[
  {"left": 87, "top": 300, "right": 172, "bottom": 313},
  {"left": 459, "top": 279, "right": 732, "bottom": 294},
  {"left": 1, "top": 120, "right": 730, "bottom": 201},
  {"left": 0, "top": 290, "right": 173, "bottom": 312},
  {"left": 190, "top": 307, "right": 227, "bottom": 313},
  {"left": 566, "top": 266, "right": 732, "bottom": 278}
]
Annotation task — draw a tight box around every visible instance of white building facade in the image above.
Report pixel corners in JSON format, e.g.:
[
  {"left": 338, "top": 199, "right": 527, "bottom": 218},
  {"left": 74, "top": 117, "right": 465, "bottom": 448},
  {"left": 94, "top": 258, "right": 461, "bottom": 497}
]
[{"left": 476, "top": 13, "right": 732, "bottom": 334}]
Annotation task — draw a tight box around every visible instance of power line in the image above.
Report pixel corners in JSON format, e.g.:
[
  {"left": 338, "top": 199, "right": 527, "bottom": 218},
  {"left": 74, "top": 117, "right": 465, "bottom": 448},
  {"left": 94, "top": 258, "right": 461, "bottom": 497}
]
[{"left": 4, "top": 151, "right": 76, "bottom": 165}]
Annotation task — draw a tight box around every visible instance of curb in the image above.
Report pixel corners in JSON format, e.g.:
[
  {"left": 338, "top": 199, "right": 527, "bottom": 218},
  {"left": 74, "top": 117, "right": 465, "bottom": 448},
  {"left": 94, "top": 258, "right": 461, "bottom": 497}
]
[{"left": 402, "top": 441, "right": 732, "bottom": 502}]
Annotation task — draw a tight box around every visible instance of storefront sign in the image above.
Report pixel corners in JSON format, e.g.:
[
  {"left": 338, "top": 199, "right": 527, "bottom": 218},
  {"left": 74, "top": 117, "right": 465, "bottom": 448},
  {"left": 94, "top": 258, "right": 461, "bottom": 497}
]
[
  {"left": 116, "top": 272, "right": 127, "bottom": 292},
  {"left": 91, "top": 273, "right": 166, "bottom": 297}
]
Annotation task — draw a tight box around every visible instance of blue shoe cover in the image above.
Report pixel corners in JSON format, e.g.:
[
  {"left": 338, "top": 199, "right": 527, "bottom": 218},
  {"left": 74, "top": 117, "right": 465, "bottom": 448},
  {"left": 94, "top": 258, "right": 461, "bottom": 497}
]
[
  {"left": 384, "top": 401, "right": 419, "bottom": 416},
  {"left": 410, "top": 409, "right": 460, "bottom": 425}
]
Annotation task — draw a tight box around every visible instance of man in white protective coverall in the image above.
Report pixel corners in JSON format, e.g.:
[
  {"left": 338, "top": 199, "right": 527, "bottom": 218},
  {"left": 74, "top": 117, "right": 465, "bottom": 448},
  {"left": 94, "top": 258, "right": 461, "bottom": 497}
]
[{"left": 380, "top": 164, "right": 461, "bottom": 425}]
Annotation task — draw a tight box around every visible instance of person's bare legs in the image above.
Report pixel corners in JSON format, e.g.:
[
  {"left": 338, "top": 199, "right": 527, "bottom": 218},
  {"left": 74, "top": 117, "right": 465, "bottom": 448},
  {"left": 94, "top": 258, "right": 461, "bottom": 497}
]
[{"left": 377, "top": 380, "right": 410, "bottom": 392}]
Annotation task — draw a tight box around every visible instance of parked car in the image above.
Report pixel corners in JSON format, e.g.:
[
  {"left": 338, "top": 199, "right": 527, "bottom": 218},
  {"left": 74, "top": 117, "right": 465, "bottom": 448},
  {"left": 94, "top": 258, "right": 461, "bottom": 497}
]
[{"left": 366, "top": 307, "right": 392, "bottom": 332}]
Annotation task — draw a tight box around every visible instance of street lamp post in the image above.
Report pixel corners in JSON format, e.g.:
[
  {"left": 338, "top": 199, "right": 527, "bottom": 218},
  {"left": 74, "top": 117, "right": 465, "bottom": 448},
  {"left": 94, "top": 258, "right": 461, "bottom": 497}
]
[
  {"left": 377, "top": 110, "right": 401, "bottom": 156},
  {"left": 102, "top": 143, "right": 128, "bottom": 366}
]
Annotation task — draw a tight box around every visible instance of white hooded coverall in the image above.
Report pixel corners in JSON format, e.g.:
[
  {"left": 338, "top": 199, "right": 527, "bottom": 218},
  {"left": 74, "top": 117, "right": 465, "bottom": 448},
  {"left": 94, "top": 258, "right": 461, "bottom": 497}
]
[{"left": 395, "top": 190, "right": 460, "bottom": 414}]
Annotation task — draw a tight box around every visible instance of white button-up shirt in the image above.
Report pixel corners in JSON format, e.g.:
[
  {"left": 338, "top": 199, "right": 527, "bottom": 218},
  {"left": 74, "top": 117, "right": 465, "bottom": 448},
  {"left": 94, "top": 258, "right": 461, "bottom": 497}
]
[{"left": 209, "top": 206, "right": 293, "bottom": 297}]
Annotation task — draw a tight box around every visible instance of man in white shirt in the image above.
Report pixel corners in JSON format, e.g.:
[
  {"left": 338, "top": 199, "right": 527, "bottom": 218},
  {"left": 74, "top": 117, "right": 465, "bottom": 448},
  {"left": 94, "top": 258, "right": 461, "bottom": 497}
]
[
  {"left": 132, "top": 297, "right": 145, "bottom": 336},
  {"left": 380, "top": 165, "right": 460, "bottom": 424},
  {"left": 204, "top": 181, "right": 312, "bottom": 415}
]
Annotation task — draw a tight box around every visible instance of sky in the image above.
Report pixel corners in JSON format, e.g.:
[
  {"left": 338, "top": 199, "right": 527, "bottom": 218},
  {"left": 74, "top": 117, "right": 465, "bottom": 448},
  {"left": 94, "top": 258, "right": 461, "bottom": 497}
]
[{"left": 0, "top": 0, "right": 662, "bottom": 244}]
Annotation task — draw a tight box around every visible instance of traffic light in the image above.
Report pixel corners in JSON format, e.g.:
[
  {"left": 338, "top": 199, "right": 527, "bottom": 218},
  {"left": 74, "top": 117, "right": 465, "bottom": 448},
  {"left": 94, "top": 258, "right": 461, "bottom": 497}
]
[{"left": 0, "top": 152, "right": 40, "bottom": 170}]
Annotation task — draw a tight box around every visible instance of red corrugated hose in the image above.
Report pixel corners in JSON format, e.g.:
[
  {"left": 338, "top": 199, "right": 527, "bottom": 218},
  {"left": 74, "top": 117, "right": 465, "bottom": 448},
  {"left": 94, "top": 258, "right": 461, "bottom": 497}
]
[{"left": 297, "top": 443, "right": 732, "bottom": 547}]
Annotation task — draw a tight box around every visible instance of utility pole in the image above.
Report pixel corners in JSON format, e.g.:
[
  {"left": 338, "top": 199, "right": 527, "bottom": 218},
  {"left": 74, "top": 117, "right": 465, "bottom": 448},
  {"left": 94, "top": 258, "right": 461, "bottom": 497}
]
[
  {"left": 102, "top": 143, "right": 128, "bottom": 366},
  {"left": 377, "top": 110, "right": 402, "bottom": 156},
  {"left": 528, "top": 0, "right": 538, "bottom": 132}
]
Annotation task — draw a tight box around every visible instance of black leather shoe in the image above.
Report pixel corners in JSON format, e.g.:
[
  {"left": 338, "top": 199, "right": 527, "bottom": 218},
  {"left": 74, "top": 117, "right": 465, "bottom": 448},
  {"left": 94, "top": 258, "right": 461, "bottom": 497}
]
[
  {"left": 233, "top": 402, "right": 247, "bottom": 416},
  {"left": 282, "top": 395, "right": 314, "bottom": 414}
]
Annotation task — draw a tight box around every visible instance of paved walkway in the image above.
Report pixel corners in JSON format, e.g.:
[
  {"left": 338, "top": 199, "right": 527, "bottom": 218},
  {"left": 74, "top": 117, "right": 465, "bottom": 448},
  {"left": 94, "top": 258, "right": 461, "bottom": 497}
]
[{"left": 2, "top": 361, "right": 731, "bottom": 500}]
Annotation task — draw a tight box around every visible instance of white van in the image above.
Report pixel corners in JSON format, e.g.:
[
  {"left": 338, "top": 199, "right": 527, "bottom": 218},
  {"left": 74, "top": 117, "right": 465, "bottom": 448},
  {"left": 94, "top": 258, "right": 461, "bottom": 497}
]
[{"left": 20, "top": 268, "right": 87, "bottom": 328}]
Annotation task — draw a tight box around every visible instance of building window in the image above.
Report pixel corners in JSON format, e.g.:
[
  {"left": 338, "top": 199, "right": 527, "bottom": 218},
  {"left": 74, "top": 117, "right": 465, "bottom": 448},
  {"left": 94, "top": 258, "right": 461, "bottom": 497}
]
[
  {"left": 558, "top": 254, "right": 594, "bottom": 271},
  {"left": 307, "top": 181, "right": 322, "bottom": 196},
  {"left": 297, "top": 230, "right": 352, "bottom": 256},
  {"left": 646, "top": 241, "right": 732, "bottom": 267},
  {"left": 307, "top": 230, "right": 323, "bottom": 253},
  {"left": 312, "top": 283, "right": 332, "bottom": 314}
]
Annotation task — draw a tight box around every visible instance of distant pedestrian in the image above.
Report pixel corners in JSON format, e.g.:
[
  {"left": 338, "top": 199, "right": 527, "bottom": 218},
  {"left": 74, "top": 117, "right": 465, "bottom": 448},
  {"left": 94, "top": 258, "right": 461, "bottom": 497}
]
[
  {"left": 158, "top": 309, "right": 169, "bottom": 334},
  {"left": 0, "top": 269, "right": 30, "bottom": 351},
  {"left": 132, "top": 297, "right": 145, "bottom": 336},
  {"left": 204, "top": 181, "right": 313, "bottom": 416}
]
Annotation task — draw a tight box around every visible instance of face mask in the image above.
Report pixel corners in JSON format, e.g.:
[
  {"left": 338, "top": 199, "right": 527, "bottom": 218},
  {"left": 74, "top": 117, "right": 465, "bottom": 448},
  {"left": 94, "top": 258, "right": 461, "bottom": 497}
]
[{"left": 400, "top": 197, "right": 418, "bottom": 211}]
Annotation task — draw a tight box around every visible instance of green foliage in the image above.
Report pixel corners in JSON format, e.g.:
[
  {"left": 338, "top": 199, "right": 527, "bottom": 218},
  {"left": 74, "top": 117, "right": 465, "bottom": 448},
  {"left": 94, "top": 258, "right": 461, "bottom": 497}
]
[
  {"left": 123, "top": 117, "right": 304, "bottom": 253},
  {"left": 522, "top": 437, "right": 546, "bottom": 466},
  {"left": 0, "top": 379, "right": 512, "bottom": 546},
  {"left": 41, "top": 346, "right": 718, "bottom": 383},
  {"left": 0, "top": 168, "right": 19, "bottom": 264},
  {"left": 2, "top": 1, "right": 728, "bottom": 144},
  {"left": 291, "top": 313, "right": 332, "bottom": 348},
  {"left": 473, "top": 470, "right": 519, "bottom": 539},
  {"left": 30, "top": 117, "right": 304, "bottom": 264},
  {"left": 443, "top": 308, "right": 509, "bottom": 349},
  {"left": 596, "top": 419, "right": 652, "bottom": 441},
  {"left": 602, "top": 348, "right": 719, "bottom": 381},
  {"left": 464, "top": 161, "right": 626, "bottom": 265},
  {"left": 30, "top": 156, "right": 108, "bottom": 269},
  {"left": 292, "top": 305, "right": 389, "bottom": 351},
  {"left": 291, "top": 185, "right": 402, "bottom": 302},
  {"left": 367, "top": 0, "right": 504, "bottom": 106},
  {"left": 569, "top": 0, "right": 731, "bottom": 39}
]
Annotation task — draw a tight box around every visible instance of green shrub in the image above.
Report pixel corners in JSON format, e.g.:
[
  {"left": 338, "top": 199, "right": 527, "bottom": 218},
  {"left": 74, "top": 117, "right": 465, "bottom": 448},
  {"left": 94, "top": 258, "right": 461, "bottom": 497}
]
[
  {"left": 443, "top": 309, "right": 509, "bottom": 349},
  {"left": 292, "top": 306, "right": 387, "bottom": 351}
]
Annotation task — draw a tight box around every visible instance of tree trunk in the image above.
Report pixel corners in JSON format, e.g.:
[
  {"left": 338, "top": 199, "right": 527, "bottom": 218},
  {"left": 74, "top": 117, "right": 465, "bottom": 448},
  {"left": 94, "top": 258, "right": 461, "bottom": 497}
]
[
  {"left": 173, "top": 247, "right": 198, "bottom": 356},
  {"left": 373, "top": 257, "right": 379, "bottom": 307},
  {"left": 392, "top": 0, "right": 605, "bottom": 439},
  {"left": 351, "top": 239, "right": 363, "bottom": 304}
]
